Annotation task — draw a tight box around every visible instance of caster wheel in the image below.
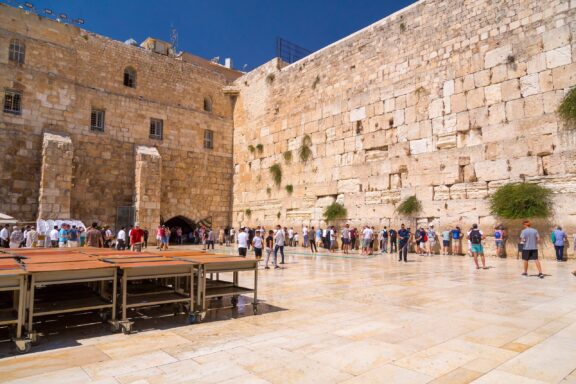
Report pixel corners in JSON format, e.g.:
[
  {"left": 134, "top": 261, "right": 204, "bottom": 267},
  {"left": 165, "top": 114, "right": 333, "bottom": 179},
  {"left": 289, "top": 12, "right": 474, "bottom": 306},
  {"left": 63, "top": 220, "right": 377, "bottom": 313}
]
[
  {"left": 100, "top": 312, "right": 109, "bottom": 323},
  {"left": 188, "top": 314, "right": 197, "bottom": 324},
  {"left": 231, "top": 296, "right": 238, "bottom": 308},
  {"left": 15, "top": 341, "right": 31, "bottom": 354}
]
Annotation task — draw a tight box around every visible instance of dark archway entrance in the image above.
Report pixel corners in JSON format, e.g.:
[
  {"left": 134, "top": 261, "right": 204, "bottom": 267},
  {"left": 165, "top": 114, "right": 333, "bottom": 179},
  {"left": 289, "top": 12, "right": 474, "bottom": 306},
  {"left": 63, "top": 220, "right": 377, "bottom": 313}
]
[{"left": 163, "top": 215, "right": 196, "bottom": 244}]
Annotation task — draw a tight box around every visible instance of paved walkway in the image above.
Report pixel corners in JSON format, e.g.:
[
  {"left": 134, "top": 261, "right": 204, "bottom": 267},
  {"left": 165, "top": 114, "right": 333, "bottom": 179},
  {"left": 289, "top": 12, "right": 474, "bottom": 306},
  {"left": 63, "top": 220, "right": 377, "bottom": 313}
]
[{"left": 1, "top": 245, "right": 576, "bottom": 383}]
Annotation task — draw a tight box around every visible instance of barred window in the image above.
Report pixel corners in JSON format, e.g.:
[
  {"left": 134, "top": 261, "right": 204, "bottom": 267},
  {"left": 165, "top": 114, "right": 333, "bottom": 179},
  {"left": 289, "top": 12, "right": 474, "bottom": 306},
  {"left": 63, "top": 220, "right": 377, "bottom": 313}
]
[
  {"left": 9, "top": 39, "right": 25, "bottom": 64},
  {"left": 3, "top": 90, "right": 22, "bottom": 114},
  {"left": 204, "top": 129, "right": 214, "bottom": 149},
  {"left": 124, "top": 67, "right": 136, "bottom": 88},
  {"left": 203, "top": 97, "right": 212, "bottom": 112},
  {"left": 90, "top": 109, "right": 105, "bottom": 131},
  {"left": 150, "top": 118, "right": 163, "bottom": 140}
]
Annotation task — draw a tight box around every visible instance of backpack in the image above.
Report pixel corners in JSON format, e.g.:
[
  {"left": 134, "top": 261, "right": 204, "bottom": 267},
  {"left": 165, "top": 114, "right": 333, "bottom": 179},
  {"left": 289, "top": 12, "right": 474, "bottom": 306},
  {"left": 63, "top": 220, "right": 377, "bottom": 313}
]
[
  {"left": 470, "top": 229, "right": 482, "bottom": 244},
  {"left": 494, "top": 230, "right": 502, "bottom": 239}
]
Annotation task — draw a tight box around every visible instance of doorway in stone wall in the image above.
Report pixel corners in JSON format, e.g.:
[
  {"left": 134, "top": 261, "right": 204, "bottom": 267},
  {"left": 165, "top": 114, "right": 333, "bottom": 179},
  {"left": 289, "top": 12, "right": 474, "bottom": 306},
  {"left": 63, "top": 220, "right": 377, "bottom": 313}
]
[{"left": 163, "top": 216, "right": 196, "bottom": 244}]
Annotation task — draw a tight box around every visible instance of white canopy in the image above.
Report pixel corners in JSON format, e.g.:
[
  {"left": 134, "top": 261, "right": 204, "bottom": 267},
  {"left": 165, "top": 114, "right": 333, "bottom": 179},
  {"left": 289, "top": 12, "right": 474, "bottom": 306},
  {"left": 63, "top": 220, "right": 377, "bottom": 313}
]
[
  {"left": 0, "top": 213, "right": 17, "bottom": 224},
  {"left": 36, "top": 219, "right": 86, "bottom": 235}
]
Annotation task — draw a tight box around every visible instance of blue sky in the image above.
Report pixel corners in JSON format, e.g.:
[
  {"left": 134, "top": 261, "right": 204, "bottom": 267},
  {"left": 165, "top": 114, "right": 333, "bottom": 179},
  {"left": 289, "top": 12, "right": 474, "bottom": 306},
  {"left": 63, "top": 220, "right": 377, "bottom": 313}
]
[{"left": 7, "top": 0, "right": 416, "bottom": 70}]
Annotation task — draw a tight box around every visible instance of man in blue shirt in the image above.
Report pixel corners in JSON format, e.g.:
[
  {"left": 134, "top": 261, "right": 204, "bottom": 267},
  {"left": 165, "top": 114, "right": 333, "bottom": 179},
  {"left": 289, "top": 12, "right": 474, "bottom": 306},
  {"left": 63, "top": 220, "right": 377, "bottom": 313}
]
[
  {"left": 451, "top": 226, "right": 462, "bottom": 255},
  {"left": 58, "top": 224, "right": 69, "bottom": 248},
  {"left": 551, "top": 226, "right": 567, "bottom": 262},
  {"left": 398, "top": 224, "right": 411, "bottom": 262},
  {"left": 68, "top": 225, "right": 79, "bottom": 247}
]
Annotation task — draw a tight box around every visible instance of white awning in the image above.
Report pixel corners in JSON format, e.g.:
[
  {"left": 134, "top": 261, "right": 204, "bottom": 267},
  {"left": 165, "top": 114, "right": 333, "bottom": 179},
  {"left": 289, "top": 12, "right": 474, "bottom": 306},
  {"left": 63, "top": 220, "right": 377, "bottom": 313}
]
[{"left": 0, "top": 213, "right": 17, "bottom": 224}]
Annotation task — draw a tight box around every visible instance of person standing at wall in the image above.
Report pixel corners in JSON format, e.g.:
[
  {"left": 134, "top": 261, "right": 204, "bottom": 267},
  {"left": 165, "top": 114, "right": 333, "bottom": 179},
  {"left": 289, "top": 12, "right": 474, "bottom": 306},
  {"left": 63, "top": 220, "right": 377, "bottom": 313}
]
[
  {"left": 467, "top": 224, "right": 486, "bottom": 270},
  {"left": 380, "top": 226, "right": 388, "bottom": 254},
  {"left": 551, "top": 226, "right": 567, "bottom": 262},
  {"left": 451, "top": 226, "right": 462, "bottom": 255},
  {"left": 494, "top": 225, "right": 505, "bottom": 257},
  {"left": 398, "top": 224, "right": 411, "bottom": 262},
  {"left": 361, "top": 225, "right": 373, "bottom": 255},
  {"left": 303, "top": 225, "right": 309, "bottom": 247},
  {"left": 388, "top": 227, "right": 397, "bottom": 253},
  {"left": 427, "top": 226, "right": 437, "bottom": 256},
  {"left": 49, "top": 225, "right": 59, "bottom": 248},
  {"left": 329, "top": 226, "right": 337, "bottom": 253},
  {"left": 274, "top": 225, "right": 286, "bottom": 264},
  {"left": 207, "top": 228, "right": 215, "bottom": 250},
  {"left": 441, "top": 228, "right": 451, "bottom": 255},
  {"left": 341, "top": 224, "right": 350, "bottom": 254},
  {"left": 58, "top": 224, "right": 70, "bottom": 248},
  {"left": 519, "top": 221, "right": 544, "bottom": 278},
  {"left": 26, "top": 226, "right": 38, "bottom": 248}
]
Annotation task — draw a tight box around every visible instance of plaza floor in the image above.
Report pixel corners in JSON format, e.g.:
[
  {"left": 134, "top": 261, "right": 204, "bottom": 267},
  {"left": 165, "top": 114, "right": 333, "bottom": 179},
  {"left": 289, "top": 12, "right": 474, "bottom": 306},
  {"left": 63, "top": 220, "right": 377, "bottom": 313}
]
[{"left": 1, "top": 245, "right": 576, "bottom": 383}]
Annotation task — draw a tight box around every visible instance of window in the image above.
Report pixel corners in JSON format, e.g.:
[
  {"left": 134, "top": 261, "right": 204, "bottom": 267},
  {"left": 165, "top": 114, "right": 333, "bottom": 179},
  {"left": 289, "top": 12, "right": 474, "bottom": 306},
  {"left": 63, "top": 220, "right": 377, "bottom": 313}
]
[
  {"left": 204, "top": 129, "right": 214, "bottom": 149},
  {"left": 9, "top": 39, "right": 25, "bottom": 64},
  {"left": 123, "top": 67, "right": 136, "bottom": 88},
  {"left": 3, "top": 89, "right": 22, "bottom": 114},
  {"left": 149, "top": 118, "right": 163, "bottom": 140},
  {"left": 203, "top": 97, "right": 212, "bottom": 112},
  {"left": 90, "top": 109, "right": 105, "bottom": 131}
]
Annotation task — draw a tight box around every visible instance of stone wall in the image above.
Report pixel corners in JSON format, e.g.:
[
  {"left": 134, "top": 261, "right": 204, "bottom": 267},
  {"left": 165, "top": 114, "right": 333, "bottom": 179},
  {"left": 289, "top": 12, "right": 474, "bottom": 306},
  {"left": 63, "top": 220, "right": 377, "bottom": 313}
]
[
  {"left": 38, "top": 133, "right": 73, "bottom": 219},
  {"left": 232, "top": 0, "right": 576, "bottom": 257},
  {"left": 0, "top": 4, "right": 239, "bottom": 232}
]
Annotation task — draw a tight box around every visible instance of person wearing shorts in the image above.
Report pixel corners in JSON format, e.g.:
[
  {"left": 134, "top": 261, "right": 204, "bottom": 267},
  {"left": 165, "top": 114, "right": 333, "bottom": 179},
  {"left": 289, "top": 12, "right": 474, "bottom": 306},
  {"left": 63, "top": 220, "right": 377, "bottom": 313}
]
[
  {"left": 427, "top": 226, "right": 436, "bottom": 256},
  {"left": 252, "top": 231, "right": 263, "bottom": 260},
  {"left": 520, "top": 220, "right": 544, "bottom": 278},
  {"left": 467, "top": 224, "right": 486, "bottom": 270},
  {"left": 441, "top": 229, "right": 451, "bottom": 255},
  {"left": 341, "top": 224, "right": 351, "bottom": 254}
]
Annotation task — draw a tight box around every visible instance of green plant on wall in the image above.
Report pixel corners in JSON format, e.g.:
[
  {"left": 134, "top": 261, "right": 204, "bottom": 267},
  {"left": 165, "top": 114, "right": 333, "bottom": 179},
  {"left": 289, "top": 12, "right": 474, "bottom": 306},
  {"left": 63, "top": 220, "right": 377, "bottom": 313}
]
[
  {"left": 277, "top": 211, "right": 281, "bottom": 219},
  {"left": 283, "top": 150, "right": 292, "bottom": 164},
  {"left": 269, "top": 163, "right": 282, "bottom": 186},
  {"left": 245, "top": 208, "right": 252, "bottom": 217},
  {"left": 558, "top": 87, "right": 576, "bottom": 129},
  {"left": 266, "top": 187, "right": 271, "bottom": 196},
  {"left": 323, "top": 202, "right": 347, "bottom": 222},
  {"left": 490, "top": 183, "right": 552, "bottom": 219},
  {"left": 396, "top": 195, "right": 422, "bottom": 216},
  {"left": 248, "top": 145, "right": 255, "bottom": 154},
  {"left": 299, "top": 134, "right": 312, "bottom": 162},
  {"left": 256, "top": 144, "right": 264, "bottom": 154},
  {"left": 285, "top": 184, "right": 293, "bottom": 195}
]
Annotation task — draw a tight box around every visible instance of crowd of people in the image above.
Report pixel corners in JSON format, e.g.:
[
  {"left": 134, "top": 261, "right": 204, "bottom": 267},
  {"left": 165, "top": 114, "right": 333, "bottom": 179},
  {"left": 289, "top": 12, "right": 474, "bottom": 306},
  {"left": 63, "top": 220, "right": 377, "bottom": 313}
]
[{"left": 2, "top": 220, "right": 575, "bottom": 278}]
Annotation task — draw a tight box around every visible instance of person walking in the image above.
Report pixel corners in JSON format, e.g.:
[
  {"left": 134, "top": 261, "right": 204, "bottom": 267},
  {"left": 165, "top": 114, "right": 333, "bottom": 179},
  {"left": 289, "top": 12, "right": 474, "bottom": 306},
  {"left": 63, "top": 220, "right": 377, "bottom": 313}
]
[
  {"left": 315, "top": 227, "right": 322, "bottom": 250},
  {"left": 520, "top": 220, "right": 544, "bottom": 278},
  {"left": 252, "top": 230, "right": 263, "bottom": 260},
  {"left": 467, "top": 224, "right": 487, "bottom": 270},
  {"left": 264, "top": 230, "right": 278, "bottom": 269},
  {"left": 310, "top": 226, "right": 318, "bottom": 253},
  {"left": 237, "top": 227, "right": 248, "bottom": 257},
  {"left": 207, "top": 228, "right": 215, "bottom": 250},
  {"left": 49, "top": 226, "right": 59, "bottom": 248},
  {"left": 116, "top": 227, "right": 126, "bottom": 250},
  {"left": 274, "top": 225, "right": 286, "bottom": 264},
  {"left": 130, "top": 223, "right": 145, "bottom": 252},
  {"left": 398, "top": 224, "right": 411, "bottom": 262},
  {"left": 25, "top": 226, "right": 38, "bottom": 248},
  {"left": 361, "top": 226, "right": 373, "bottom": 255},
  {"left": 0, "top": 224, "right": 9, "bottom": 248},
  {"left": 551, "top": 226, "right": 567, "bottom": 262},
  {"left": 329, "top": 226, "right": 337, "bottom": 253},
  {"left": 58, "top": 224, "right": 69, "bottom": 248}
]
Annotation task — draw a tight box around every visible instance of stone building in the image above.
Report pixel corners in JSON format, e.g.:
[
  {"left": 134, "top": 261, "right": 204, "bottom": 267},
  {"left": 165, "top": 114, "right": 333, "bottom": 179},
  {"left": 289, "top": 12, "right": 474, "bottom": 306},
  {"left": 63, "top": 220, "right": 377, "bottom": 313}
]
[
  {"left": 231, "top": 0, "right": 576, "bottom": 255},
  {"left": 0, "top": 4, "right": 241, "bottom": 237}
]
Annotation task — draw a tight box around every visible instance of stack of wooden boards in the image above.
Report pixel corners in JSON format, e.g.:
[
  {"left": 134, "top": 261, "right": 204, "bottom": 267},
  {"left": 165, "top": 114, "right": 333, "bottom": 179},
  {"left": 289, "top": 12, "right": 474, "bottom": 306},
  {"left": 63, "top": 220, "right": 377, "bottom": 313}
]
[{"left": 0, "top": 247, "right": 259, "bottom": 353}]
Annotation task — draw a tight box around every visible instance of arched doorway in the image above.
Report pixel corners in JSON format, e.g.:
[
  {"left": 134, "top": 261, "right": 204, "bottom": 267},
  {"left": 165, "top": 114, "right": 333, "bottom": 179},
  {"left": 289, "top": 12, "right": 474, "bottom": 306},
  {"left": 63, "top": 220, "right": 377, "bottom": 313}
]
[{"left": 163, "top": 215, "right": 196, "bottom": 244}]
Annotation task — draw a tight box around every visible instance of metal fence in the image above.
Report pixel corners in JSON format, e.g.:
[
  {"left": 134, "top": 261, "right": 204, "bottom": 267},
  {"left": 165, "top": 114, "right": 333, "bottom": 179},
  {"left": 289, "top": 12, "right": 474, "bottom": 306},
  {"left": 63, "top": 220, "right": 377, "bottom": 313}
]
[{"left": 276, "top": 37, "right": 312, "bottom": 64}]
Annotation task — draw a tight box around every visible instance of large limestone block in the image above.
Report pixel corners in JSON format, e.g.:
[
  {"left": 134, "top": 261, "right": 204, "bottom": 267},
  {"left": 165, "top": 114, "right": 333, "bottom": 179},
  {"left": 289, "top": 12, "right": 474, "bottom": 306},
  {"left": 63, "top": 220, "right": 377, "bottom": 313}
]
[
  {"left": 337, "top": 179, "right": 361, "bottom": 193},
  {"left": 350, "top": 107, "right": 366, "bottom": 122},
  {"left": 466, "top": 88, "right": 485, "bottom": 110},
  {"left": 475, "top": 159, "right": 509, "bottom": 181},
  {"left": 546, "top": 46, "right": 572, "bottom": 69},
  {"left": 410, "top": 138, "right": 429, "bottom": 155},
  {"left": 436, "top": 134, "right": 457, "bottom": 150},
  {"left": 543, "top": 26, "right": 571, "bottom": 51},
  {"left": 509, "top": 156, "right": 540, "bottom": 178},
  {"left": 484, "top": 45, "right": 512, "bottom": 68}
]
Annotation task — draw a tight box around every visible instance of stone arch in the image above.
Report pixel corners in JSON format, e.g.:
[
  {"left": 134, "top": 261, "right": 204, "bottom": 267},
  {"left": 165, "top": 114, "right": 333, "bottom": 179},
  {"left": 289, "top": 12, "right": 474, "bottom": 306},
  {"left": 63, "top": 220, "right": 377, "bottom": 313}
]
[{"left": 163, "top": 215, "right": 196, "bottom": 243}]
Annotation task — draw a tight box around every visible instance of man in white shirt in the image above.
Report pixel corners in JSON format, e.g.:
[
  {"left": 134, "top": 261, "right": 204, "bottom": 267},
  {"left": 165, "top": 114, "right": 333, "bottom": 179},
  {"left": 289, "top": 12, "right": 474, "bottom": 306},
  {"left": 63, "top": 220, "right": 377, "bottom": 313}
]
[
  {"left": 237, "top": 227, "right": 249, "bottom": 257},
  {"left": 302, "top": 226, "right": 309, "bottom": 247},
  {"left": 288, "top": 227, "right": 294, "bottom": 247},
  {"left": 0, "top": 224, "right": 10, "bottom": 248},
  {"left": 362, "top": 226, "right": 373, "bottom": 255},
  {"left": 342, "top": 224, "right": 351, "bottom": 254},
  {"left": 49, "top": 226, "right": 59, "bottom": 248},
  {"left": 116, "top": 227, "right": 127, "bottom": 250},
  {"left": 274, "top": 225, "right": 286, "bottom": 264}
]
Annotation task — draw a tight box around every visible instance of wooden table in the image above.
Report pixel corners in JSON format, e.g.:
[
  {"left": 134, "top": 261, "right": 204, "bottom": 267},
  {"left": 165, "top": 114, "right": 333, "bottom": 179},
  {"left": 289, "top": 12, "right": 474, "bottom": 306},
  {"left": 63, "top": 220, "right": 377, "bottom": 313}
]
[
  {"left": 24, "top": 260, "right": 118, "bottom": 341},
  {"left": 104, "top": 258, "right": 198, "bottom": 333},
  {"left": 0, "top": 268, "right": 28, "bottom": 353}
]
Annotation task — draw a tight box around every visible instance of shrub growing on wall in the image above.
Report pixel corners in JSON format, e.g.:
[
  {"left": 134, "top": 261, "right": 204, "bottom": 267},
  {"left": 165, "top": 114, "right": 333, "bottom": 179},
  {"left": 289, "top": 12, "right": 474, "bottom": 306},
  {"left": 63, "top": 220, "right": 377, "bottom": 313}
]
[
  {"left": 490, "top": 183, "right": 552, "bottom": 219},
  {"left": 245, "top": 208, "right": 252, "bottom": 217},
  {"left": 256, "top": 144, "right": 264, "bottom": 154},
  {"left": 285, "top": 184, "right": 293, "bottom": 195},
  {"left": 396, "top": 195, "right": 422, "bottom": 216},
  {"left": 248, "top": 145, "right": 255, "bottom": 153},
  {"left": 283, "top": 150, "right": 292, "bottom": 163},
  {"left": 323, "top": 202, "right": 347, "bottom": 222},
  {"left": 558, "top": 87, "right": 576, "bottom": 129},
  {"left": 269, "top": 163, "right": 282, "bottom": 186},
  {"left": 299, "top": 134, "right": 312, "bottom": 162}
]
